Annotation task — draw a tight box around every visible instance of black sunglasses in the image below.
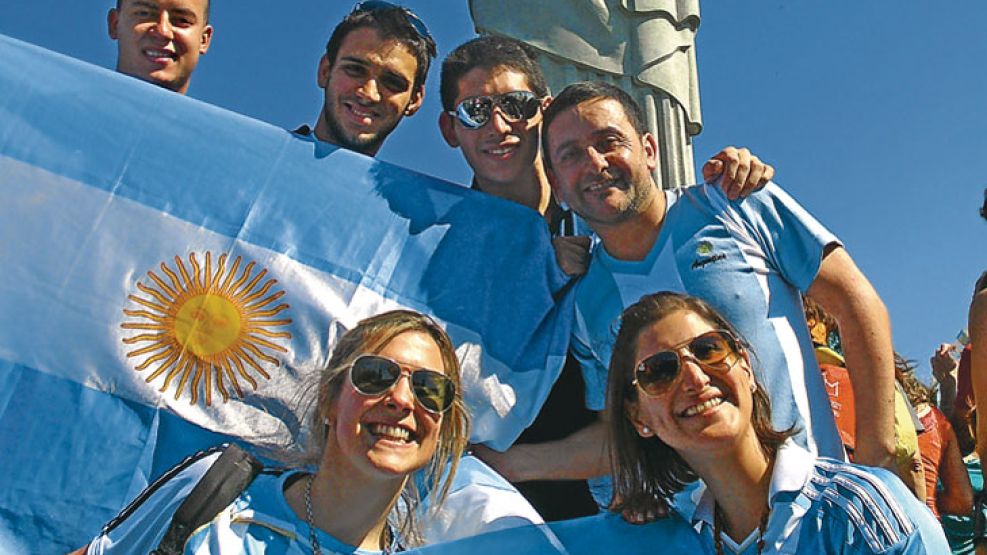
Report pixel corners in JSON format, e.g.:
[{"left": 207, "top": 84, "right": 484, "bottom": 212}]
[
  {"left": 352, "top": 1, "right": 433, "bottom": 42},
  {"left": 349, "top": 354, "right": 455, "bottom": 414},
  {"left": 633, "top": 330, "right": 741, "bottom": 397},
  {"left": 448, "top": 91, "right": 542, "bottom": 130}
]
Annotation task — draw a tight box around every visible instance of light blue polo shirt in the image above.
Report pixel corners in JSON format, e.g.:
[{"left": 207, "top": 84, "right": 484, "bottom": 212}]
[
  {"left": 572, "top": 183, "right": 846, "bottom": 506},
  {"left": 686, "top": 441, "right": 950, "bottom": 554}
]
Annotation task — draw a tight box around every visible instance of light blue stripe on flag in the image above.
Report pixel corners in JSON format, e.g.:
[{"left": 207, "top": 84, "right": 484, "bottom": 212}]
[
  {"left": 0, "top": 33, "right": 573, "bottom": 552},
  {"left": 404, "top": 512, "right": 703, "bottom": 554}
]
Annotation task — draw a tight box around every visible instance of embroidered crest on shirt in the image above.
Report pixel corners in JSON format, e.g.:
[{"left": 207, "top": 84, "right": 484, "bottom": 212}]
[{"left": 691, "top": 241, "right": 726, "bottom": 270}]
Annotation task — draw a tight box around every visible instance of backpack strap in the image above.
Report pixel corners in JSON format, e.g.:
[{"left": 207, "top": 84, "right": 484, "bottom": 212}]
[{"left": 151, "top": 443, "right": 263, "bottom": 555}]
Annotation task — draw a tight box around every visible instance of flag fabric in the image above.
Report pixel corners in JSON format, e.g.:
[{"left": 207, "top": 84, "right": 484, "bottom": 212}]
[
  {"left": 0, "top": 34, "right": 575, "bottom": 552},
  {"left": 408, "top": 512, "right": 704, "bottom": 554}
]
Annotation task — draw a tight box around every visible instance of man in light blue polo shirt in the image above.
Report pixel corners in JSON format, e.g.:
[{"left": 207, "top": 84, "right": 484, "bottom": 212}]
[{"left": 490, "top": 81, "right": 897, "bottom": 511}]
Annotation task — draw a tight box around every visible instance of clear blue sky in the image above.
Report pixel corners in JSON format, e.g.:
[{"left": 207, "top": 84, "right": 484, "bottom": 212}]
[{"left": 1, "top": 1, "right": 983, "bottom": 381}]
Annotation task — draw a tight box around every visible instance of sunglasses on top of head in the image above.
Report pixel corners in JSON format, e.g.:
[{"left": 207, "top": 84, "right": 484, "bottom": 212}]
[
  {"left": 632, "top": 330, "right": 742, "bottom": 397},
  {"left": 348, "top": 354, "right": 455, "bottom": 414},
  {"left": 351, "top": 1, "right": 433, "bottom": 42},
  {"left": 448, "top": 91, "right": 542, "bottom": 130}
]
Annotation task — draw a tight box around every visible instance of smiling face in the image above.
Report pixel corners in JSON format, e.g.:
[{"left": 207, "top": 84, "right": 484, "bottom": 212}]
[
  {"left": 546, "top": 97, "right": 658, "bottom": 227},
  {"left": 440, "top": 66, "right": 546, "bottom": 189},
  {"left": 627, "top": 310, "right": 757, "bottom": 461},
  {"left": 108, "top": 0, "right": 212, "bottom": 94},
  {"left": 323, "top": 330, "right": 444, "bottom": 483},
  {"left": 315, "top": 26, "right": 423, "bottom": 156}
]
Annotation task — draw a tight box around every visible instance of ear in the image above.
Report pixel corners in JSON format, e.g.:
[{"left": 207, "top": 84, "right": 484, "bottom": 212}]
[
  {"left": 625, "top": 400, "right": 655, "bottom": 438},
  {"left": 198, "top": 24, "right": 214, "bottom": 55},
  {"left": 641, "top": 131, "right": 659, "bottom": 172},
  {"left": 439, "top": 112, "right": 460, "bottom": 148},
  {"left": 540, "top": 95, "right": 553, "bottom": 111},
  {"left": 403, "top": 84, "right": 425, "bottom": 117},
  {"left": 107, "top": 8, "right": 120, "bottom": 40},
  {"left": 317, "top": 54, "right": 332, "bottom": 88}
]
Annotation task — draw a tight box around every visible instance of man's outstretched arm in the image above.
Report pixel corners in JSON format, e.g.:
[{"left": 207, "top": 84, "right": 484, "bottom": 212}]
[
  {"left": 807, "top": 246, "right": 896, "bottom": 470},
  {"left": 473, "top": 414, "right": 609, "bottom": 482}
]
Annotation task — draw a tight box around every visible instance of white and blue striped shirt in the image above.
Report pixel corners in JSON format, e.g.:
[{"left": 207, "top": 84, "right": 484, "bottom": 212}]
[{"left": 686, "top": 441, "right": 949, "bottom": 554}]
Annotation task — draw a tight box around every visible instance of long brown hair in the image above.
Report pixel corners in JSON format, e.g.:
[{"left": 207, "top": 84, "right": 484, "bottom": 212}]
[
  {"left": 607, "top": 292, "right": 792, "bottom": 512},
  {"left": 305, "top": 310, "right": 470, "bottom": 545}
]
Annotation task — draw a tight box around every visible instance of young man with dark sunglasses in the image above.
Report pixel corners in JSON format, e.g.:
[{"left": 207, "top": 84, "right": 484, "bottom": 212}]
[{"left": 296, "top": 2, "right": 435, "bottom": 157}]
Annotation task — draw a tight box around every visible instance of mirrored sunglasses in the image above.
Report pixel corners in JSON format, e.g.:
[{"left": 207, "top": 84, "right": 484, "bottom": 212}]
[
  {"left": 352, "top": 1, "right": 433, "bottom": 42},
  {"left": 632, "top": 330, "right": 741, "bottom": 397},
  {"left": 349, "top": 354, "right": 455, "bottom": 414},
  {"left": 448, "top": 91, "right": 542, "bottom": 130}
]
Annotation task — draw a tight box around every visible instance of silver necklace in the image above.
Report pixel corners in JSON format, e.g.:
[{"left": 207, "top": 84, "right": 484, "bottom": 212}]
[
  {"left": 303, "top": 473, "right": 393, "bottom": 554},
  {"left": 304, "top": 474, "right": 323, "bottom": 555}
]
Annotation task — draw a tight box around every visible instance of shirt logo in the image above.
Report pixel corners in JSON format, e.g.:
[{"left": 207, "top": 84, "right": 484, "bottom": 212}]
[{"left": 692, "top": 241, "right": 726, "bottom": 269}]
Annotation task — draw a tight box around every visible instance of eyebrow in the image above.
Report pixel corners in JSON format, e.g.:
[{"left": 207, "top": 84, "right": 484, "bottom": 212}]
[
  {"left": 337, "top": 56, "right": 411, "bottom": 87},
  {"left": 553, "top": 126, "right": 626, "bottom": 156},
  {"left": 130, "top": 0, "right": 200, "bottom": 21}
]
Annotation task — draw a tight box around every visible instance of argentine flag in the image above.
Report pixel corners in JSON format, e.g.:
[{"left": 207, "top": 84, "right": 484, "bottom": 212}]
[{"left": 0, "top": 34, "right": 573, "bottom": 551}]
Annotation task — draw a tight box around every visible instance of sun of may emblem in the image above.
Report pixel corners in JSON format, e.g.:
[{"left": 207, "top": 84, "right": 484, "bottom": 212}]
[{"left": 121, "top": 252, "right": 292, "bottom": 405}]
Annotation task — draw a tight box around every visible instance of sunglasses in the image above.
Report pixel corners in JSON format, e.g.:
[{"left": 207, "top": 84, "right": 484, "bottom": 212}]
[
  {"left": 349, "top": 354, "right": 455, "bottom": 414},
  {"left": 352, "top": 1, "right": 433, "bottom": 42},
  {"left": 632, "top": 330, "right": 741, "bottom": 397},
  {"left": 448, "top": 91, "right": 542, "bottom": 130}
]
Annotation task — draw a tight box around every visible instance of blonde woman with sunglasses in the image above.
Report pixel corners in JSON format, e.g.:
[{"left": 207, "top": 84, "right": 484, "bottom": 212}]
[
  {"left": 607, "top": 292, "right": 947, "bottom": 554},
  {"left": 76, "top": 310, "right": 470, "bottom": 554}
]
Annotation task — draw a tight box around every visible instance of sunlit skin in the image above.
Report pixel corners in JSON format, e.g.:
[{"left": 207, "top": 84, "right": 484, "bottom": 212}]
[
  {"left": 107, "top": 0, "right": 212, "bottom": 94},
  {"left": 315, "top": 27, "right": 423, "bottom": 156},
  {"left": 627, "top": 311, "right": 758, "bottom": 459},
  {"left": 324, "top": 331, "right": 444, "bottom": 484},
  {"left": 546, "top": 97, "right": 661, "bottom": 230},
  {"left": 626, "top": 310, "right": 771, "bottom": 543},
  {"left": 282, "top": 331, "right": 445, "bottom": 551},
  {"left": 439, "top": 66, "right": 552, "bottom": 213}
]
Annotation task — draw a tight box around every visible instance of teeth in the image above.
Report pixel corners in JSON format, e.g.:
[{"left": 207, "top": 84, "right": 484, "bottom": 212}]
[
  {"left": 349, "top": 105, "right": 375, "bottom": 119},
  {"left": 487, "top": 146, "right": 515, "bottom": 155},
  {"left": 145, "top": 49, "right": 174, "bottom": 59},
  {"left": 585, "top": 179, "right": 616, "bottom": 193},
  {"left": 682, "top": 397, "right": 723, "bottom": 417},
  {"left": 369, "top": 424, "right": 412, "bottom": 442}
]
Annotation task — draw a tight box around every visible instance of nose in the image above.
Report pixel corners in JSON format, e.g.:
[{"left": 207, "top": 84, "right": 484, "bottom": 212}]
[
  {"left": 356, "top": 78, "right": 382, "bottom": 104},
  {"left": 149, "top": 12, "right": 175, "bottom": 40},
  {"left": 385, "top": 372, "right": 416, "bottom": 412},
  {"left": 585, "top": 146, "right": 609, "bottom": 173},
  {"left": 489, "top": 107, "right": 513, "bottom": 134},
  {"left": 678, "top": 357, "right": 711, "bottom": 392}
]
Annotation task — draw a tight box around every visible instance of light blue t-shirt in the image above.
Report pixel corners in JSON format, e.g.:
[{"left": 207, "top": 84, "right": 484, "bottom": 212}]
[
  {"left": 687, "top": 441, "right": 950, "bottom": 554},
  {"left": 573, "top": 183, "right": 846, "bottom": 506}
]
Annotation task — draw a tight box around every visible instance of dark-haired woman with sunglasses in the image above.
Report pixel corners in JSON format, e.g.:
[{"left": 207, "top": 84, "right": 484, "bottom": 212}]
[
  {"left": 607, "top": 292, "right": 948, "bottom": 554},
  {"left": 77, "top": 309, "right": 470, "bottom": 554}
]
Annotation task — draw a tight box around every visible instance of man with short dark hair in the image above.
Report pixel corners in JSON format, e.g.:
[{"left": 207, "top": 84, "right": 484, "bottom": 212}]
[
  {"left": 107, "top": 0, "right": 212, "bottom": 94},
  {"left": 481, "top": 80, "right": 896, "bottom": 512},
  {"left": 298, "top": 2, "right": 435, "bottom": 157}
]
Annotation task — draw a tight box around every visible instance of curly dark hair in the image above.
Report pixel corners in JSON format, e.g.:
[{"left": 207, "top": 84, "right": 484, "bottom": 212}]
[{"left": 607, "top": 292, "right": 793, "bottom": 512}]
